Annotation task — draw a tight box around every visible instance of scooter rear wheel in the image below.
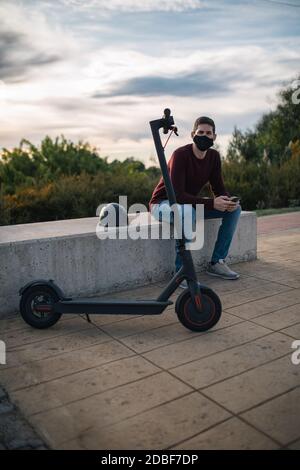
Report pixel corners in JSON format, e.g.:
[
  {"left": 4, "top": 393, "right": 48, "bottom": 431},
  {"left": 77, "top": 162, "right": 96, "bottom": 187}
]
[
  {"left": 19, "top": 285, "right": 62, "bottom": 329},
  {"left": 176, "top": 287, "right": 221, "bottom": 332}
]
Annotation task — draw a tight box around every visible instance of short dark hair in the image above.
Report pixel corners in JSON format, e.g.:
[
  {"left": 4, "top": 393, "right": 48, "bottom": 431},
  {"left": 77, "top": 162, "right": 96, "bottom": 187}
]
[{"left": 193, "top": 116, "right": 216, "bottom": 134}]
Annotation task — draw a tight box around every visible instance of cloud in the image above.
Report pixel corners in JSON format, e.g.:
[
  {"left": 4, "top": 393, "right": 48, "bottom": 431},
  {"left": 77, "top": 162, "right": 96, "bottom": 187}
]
[
  {"left": 1, "top": 0, "right": 299, "bottom": 164},
  {"left": 91, "top": 64, "right": 261, "bottom": 99},
  {"left": 92, "top": 73, "right": 229, "bottom": 98},
  {"left": 0, "top": 31, "right": 61, "bottom": 82},
  {"left": 60, "top": 0, "right": 207, "bottom": 13},
  {"left": 0, "top": 1, "right": 77, "bottom": 83}
]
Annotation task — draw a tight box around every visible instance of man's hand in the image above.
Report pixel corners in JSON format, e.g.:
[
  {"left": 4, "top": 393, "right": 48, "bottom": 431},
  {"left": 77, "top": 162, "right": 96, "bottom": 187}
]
[
  {"left": 227, "top": 201, "right": 240, "bottom": 212},
  {"left": 213, "top": 196, "right": 238, "bottom": 212}
]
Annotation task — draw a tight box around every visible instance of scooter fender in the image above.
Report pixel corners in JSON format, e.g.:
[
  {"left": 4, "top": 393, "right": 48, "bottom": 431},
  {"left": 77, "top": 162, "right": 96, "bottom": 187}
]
[{"left": 19, "top": 279, "right": 66, "bottom": 300}]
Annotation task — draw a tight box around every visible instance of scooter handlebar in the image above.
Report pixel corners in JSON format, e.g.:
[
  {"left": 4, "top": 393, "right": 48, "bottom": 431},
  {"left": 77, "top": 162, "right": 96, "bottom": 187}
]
[
  {"left": 149, "top": 108, "right": 178, "bottom": 135},
  {"left": 162, "top": 108, "right": 178, "bottom": 135},
  {"left": 162, "top": 108, "right": 173, "bottom": 134}
]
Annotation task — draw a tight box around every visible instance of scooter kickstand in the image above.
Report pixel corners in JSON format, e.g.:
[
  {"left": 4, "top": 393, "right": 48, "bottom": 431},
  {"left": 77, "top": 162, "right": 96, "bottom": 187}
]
[{"left": 85, "top": 314, "right": 91, "bottom": 323}]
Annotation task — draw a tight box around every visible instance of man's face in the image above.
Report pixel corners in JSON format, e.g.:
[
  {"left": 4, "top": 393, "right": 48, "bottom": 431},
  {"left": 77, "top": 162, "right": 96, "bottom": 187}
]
[{"left": 192, "top": 124, "right": 216, "bottom": 141}]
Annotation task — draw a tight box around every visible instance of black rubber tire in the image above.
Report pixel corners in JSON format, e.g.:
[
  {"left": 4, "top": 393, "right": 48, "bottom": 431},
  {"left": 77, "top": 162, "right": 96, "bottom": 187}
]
[
  {"left": 19, "top": 285, "right": 62, "bottom": 329},
  {"left": 176, "top": 286, "right": 222, "bottom": 332}
]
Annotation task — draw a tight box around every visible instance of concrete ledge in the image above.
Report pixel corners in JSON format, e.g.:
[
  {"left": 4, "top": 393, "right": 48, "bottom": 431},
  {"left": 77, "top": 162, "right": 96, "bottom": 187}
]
[{"left": 0, "top": 211, "right": 257, "bottom": 317}]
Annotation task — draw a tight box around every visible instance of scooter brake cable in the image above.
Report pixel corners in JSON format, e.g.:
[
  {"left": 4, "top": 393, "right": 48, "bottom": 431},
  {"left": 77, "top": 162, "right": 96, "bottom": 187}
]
[{"left": 163, "top": 126, "right": 178, "bottom": 149}]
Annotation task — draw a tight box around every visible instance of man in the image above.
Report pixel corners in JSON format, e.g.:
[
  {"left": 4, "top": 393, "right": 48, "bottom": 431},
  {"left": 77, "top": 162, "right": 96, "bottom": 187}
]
[{"left": 149, "top": 116, "right": 241, "bottom": 283}]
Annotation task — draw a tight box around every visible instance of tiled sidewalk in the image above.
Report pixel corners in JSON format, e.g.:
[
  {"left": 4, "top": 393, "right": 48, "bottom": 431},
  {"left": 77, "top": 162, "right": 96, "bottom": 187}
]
[
  {"left": 257, "top": 211, "right": 300, "bottom": 235},
  {"left": 0, "top": 226, "right": 300, "bottom": 450}
]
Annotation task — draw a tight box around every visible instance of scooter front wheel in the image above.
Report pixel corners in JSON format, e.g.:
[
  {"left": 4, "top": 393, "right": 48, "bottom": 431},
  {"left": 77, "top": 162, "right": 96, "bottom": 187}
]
[
  {"left": 176, "top": 287, "right": 222, "bottom": 332},
  {"left": 19, "top": 285, "right": 62, "bottom": 329}
]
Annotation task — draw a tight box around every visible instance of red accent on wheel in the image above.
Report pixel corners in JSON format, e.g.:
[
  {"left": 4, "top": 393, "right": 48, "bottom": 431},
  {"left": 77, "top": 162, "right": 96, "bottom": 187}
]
[
  {"left": 34, "top": 305, "right": 53, "bottom": 313},
  {"left": 183, "top": 296, "right": 215, "bottom": 327},
  {"left": 194, "top": 294, "right": 202, "bottom": 310}
]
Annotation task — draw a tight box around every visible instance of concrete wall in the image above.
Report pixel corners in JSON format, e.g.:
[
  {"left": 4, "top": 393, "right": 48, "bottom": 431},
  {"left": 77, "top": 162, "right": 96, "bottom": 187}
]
[{"left": 0, "top": 211, "right": 256, "bottom": 317}]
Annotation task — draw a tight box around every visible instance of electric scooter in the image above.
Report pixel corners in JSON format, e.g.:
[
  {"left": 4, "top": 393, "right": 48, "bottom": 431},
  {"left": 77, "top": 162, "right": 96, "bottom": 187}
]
[{"left": 19, "top": 109, "right": 222, "bottom": 332}]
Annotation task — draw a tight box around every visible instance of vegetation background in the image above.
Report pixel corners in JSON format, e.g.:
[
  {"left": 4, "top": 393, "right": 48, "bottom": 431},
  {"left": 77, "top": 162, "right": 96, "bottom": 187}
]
[{"left": 0, "top": 80, "right": 299, "bottom": 225}]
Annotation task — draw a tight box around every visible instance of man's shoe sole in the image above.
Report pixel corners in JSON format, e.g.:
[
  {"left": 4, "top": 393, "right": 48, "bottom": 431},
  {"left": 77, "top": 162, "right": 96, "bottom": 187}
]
[{"left": 206, "top": 270, "right": 240, "bottom": 280}]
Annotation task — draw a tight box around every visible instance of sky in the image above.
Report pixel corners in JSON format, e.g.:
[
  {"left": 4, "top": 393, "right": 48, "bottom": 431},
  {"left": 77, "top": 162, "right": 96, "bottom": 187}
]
[{"left": 0, "top": 0, "right": 299, "bottom": 165}]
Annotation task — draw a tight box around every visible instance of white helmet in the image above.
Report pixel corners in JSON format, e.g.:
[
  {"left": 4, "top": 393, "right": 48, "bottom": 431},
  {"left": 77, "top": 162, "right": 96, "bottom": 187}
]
[{"left": 98, "top": 203, "right": 128, "bottom": 227}]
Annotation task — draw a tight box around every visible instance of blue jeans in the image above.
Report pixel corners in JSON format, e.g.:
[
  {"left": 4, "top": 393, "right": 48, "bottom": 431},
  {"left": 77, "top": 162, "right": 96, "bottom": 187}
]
[{"left": 151, "top": 200, "right": 242, "bottom": 272}]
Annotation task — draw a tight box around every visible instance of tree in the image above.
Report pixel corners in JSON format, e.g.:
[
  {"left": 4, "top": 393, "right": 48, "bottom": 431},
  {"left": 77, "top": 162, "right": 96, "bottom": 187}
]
[
  {"left": 0, "top": 135, "right": 109, "bottom": 195},
  {"left": 226, "top": 75, "right": 300, "bottom": 165}
]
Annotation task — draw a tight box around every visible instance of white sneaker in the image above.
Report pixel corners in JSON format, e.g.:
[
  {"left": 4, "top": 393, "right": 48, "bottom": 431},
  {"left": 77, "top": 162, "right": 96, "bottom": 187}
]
[{"left": 206, "top": 259, "right": 240, "bottom": 280}]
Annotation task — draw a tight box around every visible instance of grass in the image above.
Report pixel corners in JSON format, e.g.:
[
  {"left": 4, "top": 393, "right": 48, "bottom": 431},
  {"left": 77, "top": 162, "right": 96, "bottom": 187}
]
[{"left": 255, "top": 207, "right": 300, "bottom": 217}]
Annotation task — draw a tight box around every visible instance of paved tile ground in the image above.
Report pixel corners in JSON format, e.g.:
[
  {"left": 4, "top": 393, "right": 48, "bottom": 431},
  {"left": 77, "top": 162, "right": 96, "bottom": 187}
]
[
  {"left": 0, "top": 217, "right": 300, "bottom": 450},
  {"left": 257, "top": 211, "right": 300, "bottom": 235}
]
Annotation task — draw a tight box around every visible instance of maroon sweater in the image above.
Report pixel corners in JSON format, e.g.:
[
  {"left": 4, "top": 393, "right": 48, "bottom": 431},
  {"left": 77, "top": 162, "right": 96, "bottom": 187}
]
[{"left": 149, "top": 144, "right": 229, "bottom": 211}]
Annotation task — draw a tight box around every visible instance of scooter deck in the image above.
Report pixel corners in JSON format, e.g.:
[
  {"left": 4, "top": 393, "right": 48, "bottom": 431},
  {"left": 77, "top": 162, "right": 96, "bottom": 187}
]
[{"left": 54, "top": 299, "right": 173, "bottom": 315}]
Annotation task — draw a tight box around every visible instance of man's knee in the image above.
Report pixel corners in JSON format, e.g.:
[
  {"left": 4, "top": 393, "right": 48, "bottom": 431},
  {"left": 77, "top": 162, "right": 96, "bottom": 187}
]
[{"left": 235, "top": 204, "right": 242, "bottom": 215}]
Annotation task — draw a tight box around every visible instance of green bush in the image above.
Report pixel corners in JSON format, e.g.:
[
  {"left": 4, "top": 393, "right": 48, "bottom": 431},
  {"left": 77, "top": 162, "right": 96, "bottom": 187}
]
[
  {"left": 222, "top": 140, "right": 300, "bottom": 210},
  {"left": 0, "top": 135, "right": 161, "bottom": 225},
  {"left": 0, "top": 167, "right": 161, "bottom": 225}
]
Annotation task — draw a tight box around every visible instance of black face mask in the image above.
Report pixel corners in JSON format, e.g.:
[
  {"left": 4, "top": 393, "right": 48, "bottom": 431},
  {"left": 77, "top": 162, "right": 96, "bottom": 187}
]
[{"left": 193, "top": 134, "right": 214, "bottom": 151}]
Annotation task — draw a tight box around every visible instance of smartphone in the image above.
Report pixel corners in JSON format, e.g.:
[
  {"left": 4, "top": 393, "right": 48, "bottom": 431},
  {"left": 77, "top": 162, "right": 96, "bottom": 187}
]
[{"left": 230, "top": 196, "right": 240, "bottom": 203}]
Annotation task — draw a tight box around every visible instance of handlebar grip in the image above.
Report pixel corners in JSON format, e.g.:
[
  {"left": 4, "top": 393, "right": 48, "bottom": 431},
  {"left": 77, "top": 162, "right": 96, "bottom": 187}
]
[{"left": 162, "top": 108, "right": 174, "bottom": 134}]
